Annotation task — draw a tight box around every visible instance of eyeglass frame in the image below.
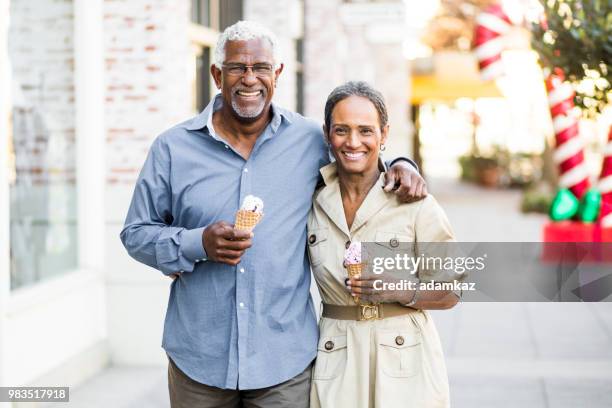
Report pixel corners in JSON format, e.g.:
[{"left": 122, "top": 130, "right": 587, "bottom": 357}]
[{"left": 221, "top": 62, "right": 276, "bottom": 77}]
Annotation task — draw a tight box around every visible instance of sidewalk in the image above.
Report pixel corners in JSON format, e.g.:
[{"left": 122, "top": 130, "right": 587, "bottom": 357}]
[
  {"left": 47, "top": 178, "right": 612, "bottom": 407},
  {"left": 430, "top": 178, "right": 612, "bottom": 407}
]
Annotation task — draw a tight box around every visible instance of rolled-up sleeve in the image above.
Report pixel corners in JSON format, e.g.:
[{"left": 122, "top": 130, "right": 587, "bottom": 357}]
[{"left": 120, "top": 137, "right": 207, "bottom": 275}]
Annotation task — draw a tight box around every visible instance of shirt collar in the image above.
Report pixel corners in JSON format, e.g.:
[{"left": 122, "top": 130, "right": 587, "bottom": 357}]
[
  {"left": 319, "top": 162, "right": 338, "bottom": 186},
  {"left": 184, "top": 94, "right": 292, "bottom": 135},
  {"left": 316, "top": 163, "right": 391, "bottom": 235}
]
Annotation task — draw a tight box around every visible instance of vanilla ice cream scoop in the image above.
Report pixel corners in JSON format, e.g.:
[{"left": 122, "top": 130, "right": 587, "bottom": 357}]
[
  {"left": 235, "top": 195, "right": 264, "bottom": 232},
  {"left": 240, "top": 195, "right": 264, "bottom": 213}
]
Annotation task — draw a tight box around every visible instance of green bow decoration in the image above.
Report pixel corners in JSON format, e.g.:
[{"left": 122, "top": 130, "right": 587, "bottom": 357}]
[
  {"left": 577, "top": 189, "right": 602, "bottom": 223},
  {"left": 549, "top": 189, "right": 579, "bottom": 221}
]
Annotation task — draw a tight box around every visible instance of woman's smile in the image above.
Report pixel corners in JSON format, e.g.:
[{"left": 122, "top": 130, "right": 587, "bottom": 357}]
[{"left": 342, "top": 151, "right": 367, "bottom": 161}]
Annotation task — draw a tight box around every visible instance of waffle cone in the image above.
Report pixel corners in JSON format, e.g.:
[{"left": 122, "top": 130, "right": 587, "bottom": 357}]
[
  {"left": 346, "top": 263, "right": 363, "bottom": 304},
  {"left": 346, "top": 263, "right": 363, "bottom": 278},
  {"left": 234, "top": 210, "right": 263, "bottom": 232}
]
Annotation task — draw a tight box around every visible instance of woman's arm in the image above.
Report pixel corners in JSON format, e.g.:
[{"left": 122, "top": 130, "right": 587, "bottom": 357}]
[
  {"left": 348, "top": 195, "right": 462, "bottom": 310},
  {"left": 346, "top": 277, "right": 460, "bottom": 310}
]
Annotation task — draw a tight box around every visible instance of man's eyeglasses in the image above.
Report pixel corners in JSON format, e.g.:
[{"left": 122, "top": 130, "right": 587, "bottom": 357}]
[{"left": 222, "top": 63, "right": 275, "bottom": 76}]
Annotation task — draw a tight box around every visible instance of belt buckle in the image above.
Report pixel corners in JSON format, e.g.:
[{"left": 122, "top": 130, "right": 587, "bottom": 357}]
[{"left": 359, "top": 304, "right": 379, "bottom": 321}]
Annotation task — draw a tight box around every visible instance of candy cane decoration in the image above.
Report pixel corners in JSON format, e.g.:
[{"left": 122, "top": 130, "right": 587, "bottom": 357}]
[
  {"left": 599, "top": 127, "right": 612, "bottom": 227},
  {"left": 546, "top": 69, "right": 590, "bottom": 199},
  {"left": 474, "top": 3, "right": 513, "bottom": 81},
  {"left": 474, "top": 5, "right": 591, "bottom": 200}
]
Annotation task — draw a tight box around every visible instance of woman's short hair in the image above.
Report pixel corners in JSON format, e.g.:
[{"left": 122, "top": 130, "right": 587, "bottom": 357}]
[{"left": 324, "top": 81, "right": 388, "bottom": 134}]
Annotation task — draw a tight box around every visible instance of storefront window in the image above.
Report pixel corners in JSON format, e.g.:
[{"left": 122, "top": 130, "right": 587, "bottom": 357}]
[
  {"left": 194, "top": 45, "right": 212, "bottom": 112},
  {"left": 8, "top": 0, "right": 78, "bottom": 290},
  {"left": 191, "top": 0, "right": 212, "bottom": 27}
]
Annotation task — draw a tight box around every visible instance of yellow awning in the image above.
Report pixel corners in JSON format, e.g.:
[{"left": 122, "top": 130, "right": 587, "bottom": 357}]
[{"left": 410, "top": 75, "right": 503, "bottom": 104}]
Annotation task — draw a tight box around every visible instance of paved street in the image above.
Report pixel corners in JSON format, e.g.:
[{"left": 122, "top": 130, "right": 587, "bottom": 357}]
[
  {"left": 431, "top": 178, "right": 612, "bottom": 407},
  {"left": 48, "top": 178, "right": 612, "bottom": 407}
]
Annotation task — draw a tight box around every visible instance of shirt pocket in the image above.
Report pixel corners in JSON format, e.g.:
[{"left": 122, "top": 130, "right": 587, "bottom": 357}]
[
  {"left": 377, "top": 330, "right": 422, "bottom": 378},
  {"left": 371, "top": 231, "right": 414, "bottom": 275},
  {"left": 313, "top": 335, "right": 347, "bottom": 380},
  {"left": 307, "top": 227, "right": 329, "bottom": 268},
  {"left": 374, "top": 230, "right": 413, "bottom": 251}
]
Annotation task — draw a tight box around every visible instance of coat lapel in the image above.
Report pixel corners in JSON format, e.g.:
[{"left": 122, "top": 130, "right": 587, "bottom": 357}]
[
  {"left": 316, "top": 165, "right": 350, "bottom": 237},
  {"left": 350, "top": 173, "right": 392, "bottom": 233}
]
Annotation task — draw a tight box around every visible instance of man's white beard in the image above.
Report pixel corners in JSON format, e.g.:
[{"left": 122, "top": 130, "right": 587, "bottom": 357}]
[{"left": 231, "top": 98, "right": 265, "bottom": 119}]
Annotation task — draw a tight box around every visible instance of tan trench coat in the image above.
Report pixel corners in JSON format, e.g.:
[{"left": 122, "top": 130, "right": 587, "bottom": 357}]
[{"left": 307, "top": 163, "right": 456, "bottom": 408}]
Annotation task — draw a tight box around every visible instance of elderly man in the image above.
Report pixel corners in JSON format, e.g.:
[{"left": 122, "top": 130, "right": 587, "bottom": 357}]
[{"left": 120, "top": 20, "right": 426, "bottom": 408}]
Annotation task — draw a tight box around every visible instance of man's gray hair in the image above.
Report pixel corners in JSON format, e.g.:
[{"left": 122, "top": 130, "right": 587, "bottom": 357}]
[
  {"left": 324, "top": 81, "right": 389, "bottom": 133},
  {"left": 214, "top": 20, "right": 280, "bottom": 68}
]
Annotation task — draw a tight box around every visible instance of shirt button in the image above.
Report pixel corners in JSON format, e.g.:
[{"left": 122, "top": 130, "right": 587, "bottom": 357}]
[
  {"left": 239, "top": 302, "right": 245, "bottom": 308},
  {"left": 244, "top": 168, "right": 249, "bottom": 173},
  {"left": 324, "top": 340, "right": 334, "bottom": 350},
  {"left": 345, "top": 240, "right": 351, "bottom": 249},
  {"left": 390, "top": 238, "right": 399, "bottom": 248},
  {"left": 308, "top": 234, "right": 316, "bottom": 244},
  {"left": 395, "top": 335, "right": 404, "bottom": 346},
  {"left": 224, "top": 145, "right": 229, "bottom": 149},
  {"left": 239, "top": 267, "right": 245, "bottom": 273}
]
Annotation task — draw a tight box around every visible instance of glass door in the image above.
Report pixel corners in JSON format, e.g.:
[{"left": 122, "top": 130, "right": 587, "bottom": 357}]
[{"left": 7, "top": 0, "right": 79, "bottom": 290}]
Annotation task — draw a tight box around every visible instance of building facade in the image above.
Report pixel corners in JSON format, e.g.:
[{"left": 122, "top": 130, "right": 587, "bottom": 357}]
[{"left": 0, "top": 0, "right": 411, "bottom": 390}]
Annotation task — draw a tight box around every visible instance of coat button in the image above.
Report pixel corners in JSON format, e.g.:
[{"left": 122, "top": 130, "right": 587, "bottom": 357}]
[
  {"left": 324, "top": 340, "right": 334, "bottom": 350},
  {"left": 395, "top": 335, "right": 404, "bottom": 346},
  {"left": 345, "top": 240, "right": 351, "bottom": 249},
  {"left": 390, "top": 238, "right": 399, "bottom": 248},
  {"left": 309, "top": 234, "right": 317, "bottom": 244}
]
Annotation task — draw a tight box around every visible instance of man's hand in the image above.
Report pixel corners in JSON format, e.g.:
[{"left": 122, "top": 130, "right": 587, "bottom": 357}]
[
  {"left": 202, "top": 221, "right": 253, "bottom": 266},
  {"left": 384, "top": 161, "right": 427, "bottom": 203}
]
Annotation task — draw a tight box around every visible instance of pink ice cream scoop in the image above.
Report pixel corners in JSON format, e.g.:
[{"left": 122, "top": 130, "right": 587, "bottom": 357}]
[
  {"left": 344, "top": 241, "right": 362, "bottom": 265},
  {"left": 344, "top": 241, "right": 363, "bottom": 303}
]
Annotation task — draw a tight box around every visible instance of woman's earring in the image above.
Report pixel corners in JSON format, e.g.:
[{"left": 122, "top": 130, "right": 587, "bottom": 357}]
[{"left": 380, "top": 144, "right": 386, "bottom": 151}]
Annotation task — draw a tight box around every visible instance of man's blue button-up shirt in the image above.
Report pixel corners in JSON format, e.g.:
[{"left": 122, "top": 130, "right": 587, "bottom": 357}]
[{"left": 120, "top": 95, "right": 328, "bottom": 390}]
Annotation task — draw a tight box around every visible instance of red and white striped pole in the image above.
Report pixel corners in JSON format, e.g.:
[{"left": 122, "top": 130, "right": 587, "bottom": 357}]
[
  {"left": 546, "top": 69, "right": 590, "bottom": 199},
  {"left": 599, "top": 127, "right": 612, "bottom": 227},
  {"left": 474, "top": 3, "right": 513, "bottom": 81}
]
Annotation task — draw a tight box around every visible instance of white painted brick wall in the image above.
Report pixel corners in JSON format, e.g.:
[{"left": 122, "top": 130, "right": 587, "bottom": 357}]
[
  {"left": 103, "top": 0, "right": 308, "bottom": 185},
  {"left": 104, "top": 0, "right": 191, "bottom": 185},
  {"left": 9, "top": 0, "right": 195, "bottom": 187}
]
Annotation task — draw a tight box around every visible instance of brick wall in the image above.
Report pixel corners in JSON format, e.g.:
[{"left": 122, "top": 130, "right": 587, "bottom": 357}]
[
  {"left": 304, "top": 0, "right": 412, "bottom": 156},
  {"left": 243, "top": 0, "right": 302, "bottom": 111},
  {"left": 304, "top": 0, "right": 345, "bottom": 122},
  {"left": 8, "top": 0, "right": 76, "bottom": 185},
  {"left": 104, "top": 0, "right": 310, "bottom": 185},
  {"left": 104, "top": 0, "right": 191, "bottom": 185}
]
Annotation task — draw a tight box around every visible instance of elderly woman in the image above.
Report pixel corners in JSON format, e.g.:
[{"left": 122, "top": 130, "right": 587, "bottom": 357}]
[{"left": 307, "top": 81, "right": 459, "bottom": 408}]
